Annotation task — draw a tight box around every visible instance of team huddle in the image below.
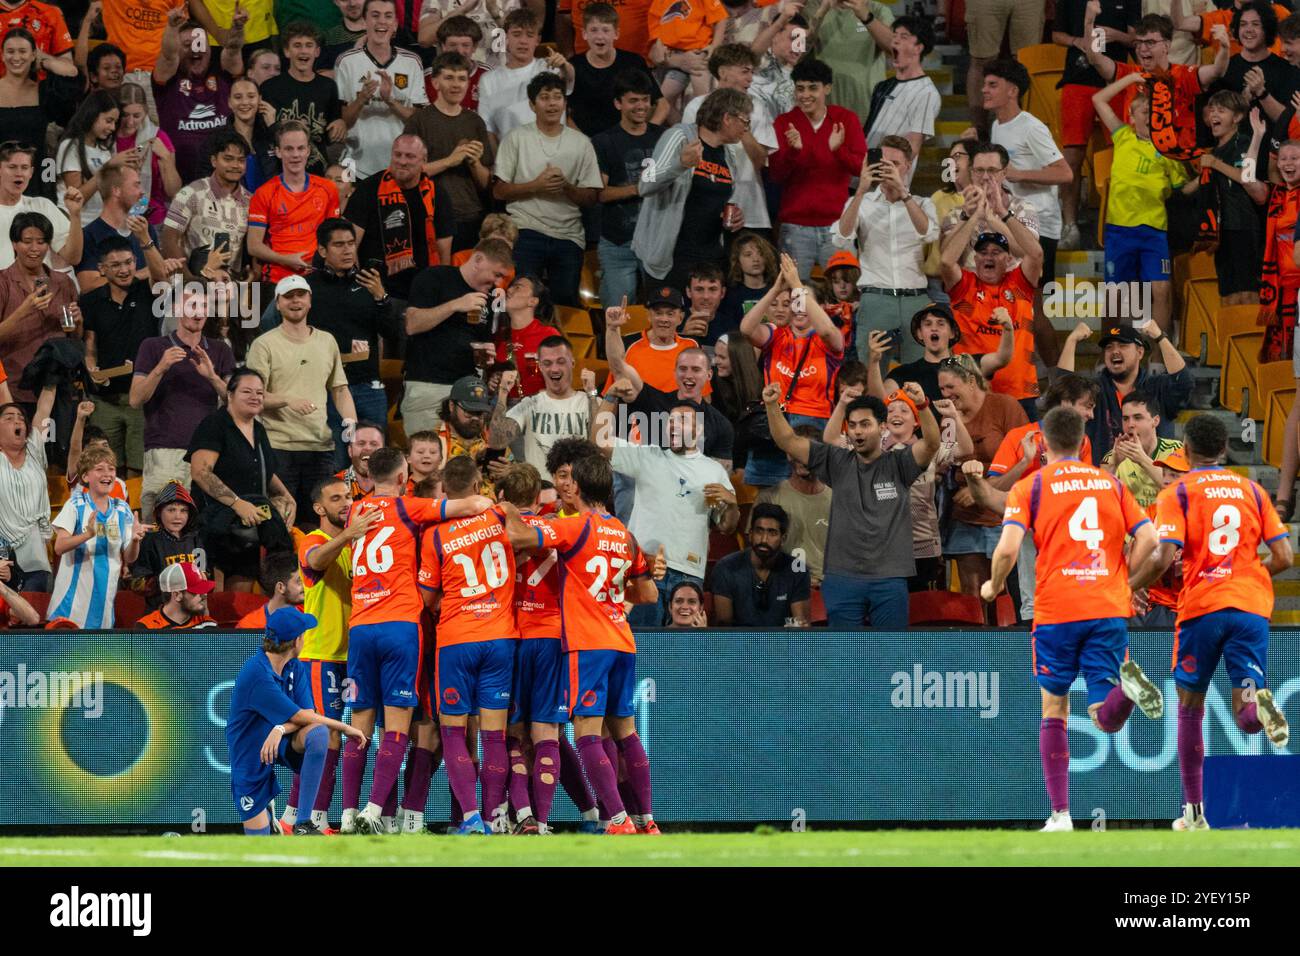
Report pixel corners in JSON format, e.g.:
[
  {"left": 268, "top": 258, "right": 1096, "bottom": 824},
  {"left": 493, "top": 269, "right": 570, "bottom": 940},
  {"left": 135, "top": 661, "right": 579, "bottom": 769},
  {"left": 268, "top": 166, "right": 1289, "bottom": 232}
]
[
  {"left": 226, "top": 405, "right": 1291, "bottom": 835},
  {"left": 226, "top": 446, "right": 660, "bottom": 836}
]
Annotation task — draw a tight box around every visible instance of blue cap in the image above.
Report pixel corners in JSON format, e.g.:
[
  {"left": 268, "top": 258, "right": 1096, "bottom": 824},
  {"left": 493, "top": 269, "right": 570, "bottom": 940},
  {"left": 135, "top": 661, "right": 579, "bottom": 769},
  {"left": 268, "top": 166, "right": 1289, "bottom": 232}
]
[{"left": 267, "top": 606, "right": 317, "bottom": 643}]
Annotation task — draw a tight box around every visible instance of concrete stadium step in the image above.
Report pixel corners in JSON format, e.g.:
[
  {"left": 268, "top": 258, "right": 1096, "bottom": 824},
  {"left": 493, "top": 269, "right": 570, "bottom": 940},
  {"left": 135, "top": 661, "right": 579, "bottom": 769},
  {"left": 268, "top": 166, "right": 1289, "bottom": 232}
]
[{"left": 926, "top": 67, "right": 954, "bottom": 96}]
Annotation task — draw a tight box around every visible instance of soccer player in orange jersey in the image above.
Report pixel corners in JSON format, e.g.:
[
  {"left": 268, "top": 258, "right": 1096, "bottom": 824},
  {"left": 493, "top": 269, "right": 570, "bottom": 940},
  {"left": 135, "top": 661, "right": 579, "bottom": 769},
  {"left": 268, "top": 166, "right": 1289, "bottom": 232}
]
[
  {"left": 416, "top": 455, "right": 541, "bottom": 835},
  {"left": 535, "top": 453, "right": 660, "bottom": 834},
  {"left": 340, "top": 447, "right": 494, "bottom": 835},
  {"left": 980, "top": 407, "right": 1164, "bottom": 832},
  {"left": 497, "top": 462, "right": 608, "bottom": 834},
  {"left": 1130, "top": 414, "right": 1293, "bottom": 831}
]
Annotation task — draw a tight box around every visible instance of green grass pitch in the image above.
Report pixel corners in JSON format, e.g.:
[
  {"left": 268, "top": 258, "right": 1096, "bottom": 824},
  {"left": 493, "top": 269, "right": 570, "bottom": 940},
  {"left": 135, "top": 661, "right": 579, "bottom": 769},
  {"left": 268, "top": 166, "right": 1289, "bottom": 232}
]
[{"left": 2, "top": 829, "right": 1299, "bottom": 866}]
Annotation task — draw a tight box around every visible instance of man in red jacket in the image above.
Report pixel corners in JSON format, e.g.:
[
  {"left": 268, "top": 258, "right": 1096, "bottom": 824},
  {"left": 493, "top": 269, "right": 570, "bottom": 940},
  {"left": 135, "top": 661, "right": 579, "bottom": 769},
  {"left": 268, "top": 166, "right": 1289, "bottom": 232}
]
[{"left": 768, "top": 58, "right": 867, "bottom": 280}]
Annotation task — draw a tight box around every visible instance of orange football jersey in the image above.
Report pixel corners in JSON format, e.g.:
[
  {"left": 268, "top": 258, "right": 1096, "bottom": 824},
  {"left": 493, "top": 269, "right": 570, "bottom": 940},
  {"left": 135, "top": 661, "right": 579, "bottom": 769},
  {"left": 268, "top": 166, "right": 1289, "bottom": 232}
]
[
  {"left": 1154, "top": 468, "right": 1288, "bottom": 624},
  {"left": 418, "top": 507, "right": 521, "bottom": 646},
  {"left": 1144, "top": 501, "right": 1182, "bottom": 610},
  {"left": 515, "top": 512, "right": 562, "bottom": 640},
  {"left": 348, "top": 495, "right": 447, "bottom": 627},
  {"left": 1003, "top": 459, "right": 1149, "bottom": 625},
  {"left": 989, "top": 422, "right": 1093, "bottom": 480},
  {"left": 540, "top": 512, "right": 651, "bottom": 653}
]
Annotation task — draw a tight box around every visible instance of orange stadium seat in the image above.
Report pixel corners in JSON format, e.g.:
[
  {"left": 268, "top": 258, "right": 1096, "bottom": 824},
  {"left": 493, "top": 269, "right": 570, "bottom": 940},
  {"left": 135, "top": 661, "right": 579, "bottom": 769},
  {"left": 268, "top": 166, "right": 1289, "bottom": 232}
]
[
  {"left": 1253, "top": 361, "right": 1294, "bottom": 423},
  {"left": 1263, "top": 388, "right": 1295, "bottom": 468},
  {"left": 1219, "top": 331, "right": 1264, "bottom": 415},
  {"left": 1017, "top": 44, "right": 1067, "bottom": 143}
]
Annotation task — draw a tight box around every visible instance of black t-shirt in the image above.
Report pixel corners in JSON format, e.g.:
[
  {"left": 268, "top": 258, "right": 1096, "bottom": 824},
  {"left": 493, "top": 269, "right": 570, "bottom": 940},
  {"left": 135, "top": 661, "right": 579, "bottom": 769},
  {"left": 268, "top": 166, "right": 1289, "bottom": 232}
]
[
  {"left": 710, "top": 549, "right": 811, "bottom": 627},
  {"left": 80, "top": 278, "right": 165, "bottom": 397},
  {"left": 592, "top": 122, "right": 666, "bottom": 245},
  {"left": 1214, "top": 52, "right": 1300, "bottom": 105},
  {"left": 345, "top": 171, "right": 455, "bottom": 298},
  {"left": 887, "top": 356, "right": 944, "bottom": 405},
  {"left": 404, "top": 265, "right": 493, "bottom": 384},
  {"left": 716, "top": 282, "right": 770, "bottom": 334},
  {"left": 1213, "top": 129, "right": 1265, "bottom": 232},
  {"left": 185, "top": 411, "right": 281, "bottom": 511},
  {"left": 1056, "top": 0, "right": 1141, "bottom": 88},
  {"left": 258, "top": 73, "right": 344, "bottom": 174},
  {"left": 674, "top": 142, "right": 733, "bottom": 260},
  {"left": 567, "top": 51, "right": 663, "bottom": 135},
  {"left": 629, "top": 383, "right": 735, "bottom": 460},
  {"left": 130, "top": 530, "right": 202, "bottom": 608}
]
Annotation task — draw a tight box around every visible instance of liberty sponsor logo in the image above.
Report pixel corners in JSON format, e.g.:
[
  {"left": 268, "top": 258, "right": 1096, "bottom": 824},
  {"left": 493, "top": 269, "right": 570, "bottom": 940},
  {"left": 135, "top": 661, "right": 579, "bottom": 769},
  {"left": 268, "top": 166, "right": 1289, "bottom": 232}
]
[
  {"left": 50, "top": 886, "right": 152, "bottom": 936},
  {"left": 890, "top": 665, "right": 1000, "bottom": 718}
]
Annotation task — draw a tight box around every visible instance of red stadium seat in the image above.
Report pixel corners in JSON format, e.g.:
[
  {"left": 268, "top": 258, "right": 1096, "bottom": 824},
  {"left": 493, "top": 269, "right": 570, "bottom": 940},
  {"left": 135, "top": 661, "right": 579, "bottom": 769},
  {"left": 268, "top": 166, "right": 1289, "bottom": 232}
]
[
  {"left": 808, "top": 588, "right": 827, "bottom": 625},
  {"left": 908, "top": 590, "right": 987, "bottom": 626},
  {"left": 18, "top": 591, "right": 50, "bottom": 624},
  {"left": 208, "top": 591, "right": 267, "bottom": 627},
  {"left": 994, "top": 593, "right": 1018, "bottom": 628},
  {"left": 114, "top": 591, "right": 146, "bottom": 627}
]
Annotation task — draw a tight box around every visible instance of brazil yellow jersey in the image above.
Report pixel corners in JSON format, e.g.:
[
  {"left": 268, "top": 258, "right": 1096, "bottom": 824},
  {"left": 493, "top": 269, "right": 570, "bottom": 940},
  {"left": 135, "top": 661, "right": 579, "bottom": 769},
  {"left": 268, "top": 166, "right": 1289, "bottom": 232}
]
[
  {"left": 297, "top": 528, "right": 351, "bottom": 662},
  {"left": 1106, "top": 125, "right": 1189, "bottom": 232}
]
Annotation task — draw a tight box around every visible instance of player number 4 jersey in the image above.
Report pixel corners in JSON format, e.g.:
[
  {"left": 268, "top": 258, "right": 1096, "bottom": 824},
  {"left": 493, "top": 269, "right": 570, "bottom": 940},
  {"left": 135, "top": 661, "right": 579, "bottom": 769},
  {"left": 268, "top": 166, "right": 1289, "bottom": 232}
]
[
  {"left": 1003, "top": 459, "right": 1149, "bottom": 625},
  {"left": 539, "top": 512, "right": 651, "bottom": 654},
  {"left": 1154, "top": 468, "right": 1288, "bottom": 623}
]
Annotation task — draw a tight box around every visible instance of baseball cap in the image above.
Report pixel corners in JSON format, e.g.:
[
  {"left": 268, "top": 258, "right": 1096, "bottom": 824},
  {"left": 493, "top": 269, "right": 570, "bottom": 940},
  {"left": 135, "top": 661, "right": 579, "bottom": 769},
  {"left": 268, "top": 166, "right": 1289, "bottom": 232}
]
[
  {"left": 824, "top": 250, "right": 861, "bottom": 274},
  {"left": 158, "top": 561, "right": 216, "bottom": 595},
  {"left": 274, "top": 274, "right": 311, "bottom": 297},
  {"left": 910, "top": 302, "right": 960, "bottom": 346},
  {"left": 1155, "top": 445, "right": 1190, "bottom": 472},
  {"left": 647, "top": 286, "right": 684, "bottom": 309},
  {"left": 267, "top": 606, "right": 318, "bottom": 643},
  {"left": 450, "top": 375, "right": 492, "bottom": 413},
  {"left": 1098, "top": 323, "right": 1145, "bottom": 348},
  {"left": 973, "top": 232, "right": 1010, "bottom": 253}
]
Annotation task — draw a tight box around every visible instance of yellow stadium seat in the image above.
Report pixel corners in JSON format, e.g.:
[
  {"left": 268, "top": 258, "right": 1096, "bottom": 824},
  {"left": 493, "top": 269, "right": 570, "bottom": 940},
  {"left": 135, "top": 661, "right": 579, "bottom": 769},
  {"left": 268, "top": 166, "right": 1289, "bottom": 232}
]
[
  {"left": 388, "top": 401, "right": 407, "bottom": 449},
  {"left": 554, "top": 305, "right": 594, "bottom": 337},
  {"left": 567, "top": 332, "right": 596, "bottom": 359},
  {"left": 1213, "top": 304, "right": 1261, "bottom": 356},
  {"left": 1254, "top": 361, "right": 1294, "bottom": 422},
  {"left": 1188, "top": 252, "right": 1217, "bottom": 280},
  {"left": 1017, "top": 44, "right": 1067, "bottom": 142},
  {"left": 1180, "top": 277, "right": 1220, "bottom": 363},
  {"left": 622, "top": 305, "right": 650, "bottom": 336},
  {"left": 1092, "top": 148, "right": 1113, "bottom": 246},
  {"left": 1264, "top": 388, "right": 1295, "bottom": 468},
  {"left": 580, "top": 250, "right": 601, "bottom": 310},
  {"left": 573, "top": 356, "right": 609, "bottom": 388},
  {"left": 126, "top": 476, "right": 142, "bottom": 511},
  {"left": 1220, "top": 331, "right": 1264, "bottom": 415}
]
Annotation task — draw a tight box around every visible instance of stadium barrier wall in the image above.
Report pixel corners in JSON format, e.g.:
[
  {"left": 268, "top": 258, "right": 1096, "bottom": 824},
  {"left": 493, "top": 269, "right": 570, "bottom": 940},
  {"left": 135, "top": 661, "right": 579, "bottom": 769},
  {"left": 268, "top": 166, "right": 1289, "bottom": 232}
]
[{"left": 1, "top": 628, "right": 1297, "bottom": 826}]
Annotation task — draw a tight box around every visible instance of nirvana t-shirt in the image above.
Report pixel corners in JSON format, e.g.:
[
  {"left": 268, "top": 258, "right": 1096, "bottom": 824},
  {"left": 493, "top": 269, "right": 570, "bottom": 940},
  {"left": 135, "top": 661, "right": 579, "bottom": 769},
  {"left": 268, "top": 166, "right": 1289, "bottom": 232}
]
[
  {"left": 592, "top": 123, "right": 666, "bottom": 246},
  {"left": 673, "top": 141, "right": 732, "bottom": 260}
]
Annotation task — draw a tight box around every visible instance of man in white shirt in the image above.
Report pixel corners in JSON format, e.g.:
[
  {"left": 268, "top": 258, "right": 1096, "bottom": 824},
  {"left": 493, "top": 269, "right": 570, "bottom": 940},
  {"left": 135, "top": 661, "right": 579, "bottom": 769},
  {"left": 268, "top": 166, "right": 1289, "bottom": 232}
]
[
  {"left": 488, "top": 337, "right": 597, "bottom": 479},
  {"left": 492, "top": 72, "right": 601, "bottom": 307},
  {"left": 681, "top": 43, "right": 776, "bottom": 233},
  {"left": 476, "top": 9, "right": 575, "bottom": 143},
  {"left": 335, "top": 0, "right": 429, "bottom": 180},
  {"left": 862, "top": 17, "right": 941, "bottom": 179},
  {"left": 0, "top": 144, "right": 83, "bottom": 274},
  {"left": 592, "top": 379, "right": 740, "bottom": 627},
  {"left": 985, "top": 57, "right": 1073, "bottom": 366},
  {"left": 832, "top": 135, "right": 938, "bottom": 368}
]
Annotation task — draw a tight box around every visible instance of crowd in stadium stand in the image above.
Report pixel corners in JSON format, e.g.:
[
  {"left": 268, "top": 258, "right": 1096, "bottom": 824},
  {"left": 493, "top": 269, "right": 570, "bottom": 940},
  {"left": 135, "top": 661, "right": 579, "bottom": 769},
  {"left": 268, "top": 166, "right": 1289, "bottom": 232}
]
[{"left": 0, "top": 0, "right": 1295, "bottom": 632}]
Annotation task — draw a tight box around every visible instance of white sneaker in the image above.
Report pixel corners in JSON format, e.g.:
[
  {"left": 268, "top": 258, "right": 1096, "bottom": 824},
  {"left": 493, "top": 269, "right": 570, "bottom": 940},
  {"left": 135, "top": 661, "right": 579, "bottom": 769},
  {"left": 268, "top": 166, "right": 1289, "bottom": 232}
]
[
  {"left": 354, "top": 809, "right": 385, "bottom": 835},
  {"left": 1120, "top": 660, "right": 1164, "bottom": 720},
  {"left": 402, "top": 810, "right": 425, "bottom": 834},
  {"left": 1256, "top": 689, "right": 1290, "bottom": 746},
  {"left": 339, "top": 808, "right": 359, "bottom": 834},
  {"left": 1058, "top": 222, "right": 1082, "bottom": 251},
  {"left": 381, "top": 814, "right": 398, "bottom": 834},
  {"left": 489, "top": 811, "right": 511, "bottom": 834},
  {"left": 1040, "top": 810, "right": 1073, "bottom": 832},
  {"left": 1172, "top": 804, "right": 1210, "bottom": 831}
]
